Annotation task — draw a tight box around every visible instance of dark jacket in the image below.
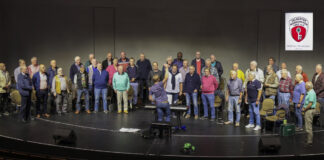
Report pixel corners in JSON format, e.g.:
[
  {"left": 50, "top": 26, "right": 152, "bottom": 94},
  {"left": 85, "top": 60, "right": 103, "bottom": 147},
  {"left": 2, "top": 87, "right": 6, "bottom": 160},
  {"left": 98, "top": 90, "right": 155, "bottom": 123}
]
[
  {"left": 102, "top": 58, "right": 113, "bottom": 70},
  {"left": 191, "top": 58, "right": 205, "bottom": 74},
  {"left": 92, "top": 70, "right": 109, "bottom": 89},
  {"left": 69, "top": 63, "right": 83, "bottom": 82},
  {"left": 136, "top": 59, "right": 152, "bottom": 80},
  {"left": 312, "top": 72, "right": 324, "bottom": 98},
  {"left": 212, "top": 60, "right": 223, "bottom": 77},
  {"left": 147, "top": 70, "right": 163, "bottom": 87},
  {"left": 17, "top": 73, "right": 33, "bottom": 97},
  {"left": 76, "top": 72, "right": 89, "bottom": 89},
  {"left": 47, "top": 66, "right": 58, "bottom": 89},
  {"left": 183, "top": 72, "right": 201, "bottom": 93},
  {"left": 126, "top": 65, "right": 139, "bottom": 82},
  {"left": 32, "top": 72, "right": 50, "bottom": 92}
]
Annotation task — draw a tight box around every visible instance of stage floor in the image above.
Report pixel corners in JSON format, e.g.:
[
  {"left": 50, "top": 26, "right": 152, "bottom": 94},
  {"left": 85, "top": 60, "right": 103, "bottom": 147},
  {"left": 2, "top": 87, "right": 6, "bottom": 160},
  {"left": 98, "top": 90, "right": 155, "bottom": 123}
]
[{"left": 0, "top": 109, "right": 324, "bottom": 159}]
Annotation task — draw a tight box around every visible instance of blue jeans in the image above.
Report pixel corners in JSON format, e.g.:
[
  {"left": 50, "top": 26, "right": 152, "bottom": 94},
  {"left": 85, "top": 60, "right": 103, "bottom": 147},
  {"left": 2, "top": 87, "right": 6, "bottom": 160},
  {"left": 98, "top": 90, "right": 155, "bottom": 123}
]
[
  {"left": 228, "top": 96, "right": 240, "bottom": 123},
  {"left": 76, "top": 89, "right": 90, "bottom": 111},
  {"left": 167, "top": 92, "right": 179, "bottom": 105},
  {"left": 130, "top": 82, "right": 139, "bottom": 105},
  {"left": 249, "top": 102, "right": 261, "bottom": 126},
  {"left": 156, "top": 101, "right": 171, "bottom": 122},
  {"left": 186, "top": 92, "right": 198, "bottom": 116},
  {"left": 278, "top": 92, "right": 290, "bottom": 106},
  {"left": 201, "top": 93, "right": 215, "bottom": 119},
  {"left": 94, "top": 88, "right": 108, "bottom": 112},
  {"left": 294, "top": 103, "right": 303, "bottom": 128}
]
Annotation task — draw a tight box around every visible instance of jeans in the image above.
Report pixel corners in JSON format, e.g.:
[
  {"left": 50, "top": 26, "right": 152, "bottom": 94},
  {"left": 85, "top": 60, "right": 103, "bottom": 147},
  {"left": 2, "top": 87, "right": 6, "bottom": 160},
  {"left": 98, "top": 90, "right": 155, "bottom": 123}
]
[
  {"left": 278, "top": 92, "right": 290, "bottom": 106},
  {"left": 20, "top": 95, "right": 31, "bottom": 121},
  {"left": 117, "top": 90, "right": 128, "bottom": 111},
  {"left": 249, "top": 102, "right": 261, "bottom": 126},
  {"left": 130, "top": 82, "right": 139, "bottom": 105},
  {"left": 228, "top": 96, "right": 240, "bottom": 123},
  {"left": 156, "top": 101, "right": 171, "bottom": 122},
  {"left": 201, "top": 93, "right": 215, "bottom": 119},
  {"left": 185, "top": 92, "right": 198, "bottom": 116},
  {"left": 167, "top": 92, "right": 179, "bottom": 105},
  {"left": 94, "top": 88, "right": 108, "bottom": 112},
  {"left": 77, "top": 89, "right": 90, "bottom": 111},
  {"left": 294, "top": 103, "right": 303, "bottom": 128},
  {"left": 36, "top": 89, "right": 48, "bottom": 115},
  {"left": 55, "top": 91, "right": 68, "bottom": 113}
]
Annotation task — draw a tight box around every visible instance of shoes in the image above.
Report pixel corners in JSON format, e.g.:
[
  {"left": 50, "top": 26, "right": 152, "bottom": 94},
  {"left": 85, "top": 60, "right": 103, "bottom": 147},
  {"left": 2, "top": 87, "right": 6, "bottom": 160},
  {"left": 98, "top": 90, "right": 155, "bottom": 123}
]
[
  {"left": 185, "top": 115, "right": 190, "bottom": 119},
  {"left": 200, "top": 117, "right": 208, "bottom": 120},
  {"left": 104, "top": 110, "right": 108, "bottom": 114},
  {"left": 296, "top": 127, "right": 304, "bottom": 132},
  {"left": 235, "top": 122, "right": 240, "bottom": 127},
  {"left": 224, "top": 121, "right": 233, "bottom": 125},
  {"left": 93, "top": 111, "right": 98, "bottom": 114},
  {"left": 36, "top": 114, "right": 41, "bottom": 118},
  {"left": 124, "top": 110, "right": 128, "bottom": 114},
  {"left": 43, "top": 114, "right": 50, "bottom": 118},
  {"left": 3, "top": 112, "right": 9, "bottom": 116},
  {"left": 210, "top": 118, "right": 215, "bottom": 122},
  {"left": 75, "top": 110, "right": 80, "bottom": 114},
  {"left": 117, "top": 110, "right": 122, "bottom": 114},
  {"left": 194, "top": 115, "right": 199, "bottom": 120},
  {"left": 253, "top": 125, "right": 261, "bottom": 131},
  {"left": 245, "top": 124, "right": 255, "bottom": 128},
  {"left": 86, "top": 110, "right": 91, "bottom": 114}
]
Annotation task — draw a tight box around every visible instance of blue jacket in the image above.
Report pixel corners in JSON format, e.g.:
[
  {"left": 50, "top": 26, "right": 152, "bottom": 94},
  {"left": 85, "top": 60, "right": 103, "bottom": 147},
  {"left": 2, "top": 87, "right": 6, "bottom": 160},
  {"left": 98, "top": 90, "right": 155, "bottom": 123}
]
[
  {"left": 92, "top": 69, "right": 109, "bottom": 89},
  {"left": 183, "top": 72, "right": 201, "bottom": 93},
  {"left": 211, "top": 60, "right": 223, "bottom": 77},
  {"left": 191, "top": 58, "right": 205, "bottom": 74},
  {"left": 17, "top": 73, "right": 33, "bottom": 97},
  {"left": 47, "top": 66, "right": 58, "bottom": 89},
  {"left": 32, "top": 72, "right": 50, "bottom": 92}
]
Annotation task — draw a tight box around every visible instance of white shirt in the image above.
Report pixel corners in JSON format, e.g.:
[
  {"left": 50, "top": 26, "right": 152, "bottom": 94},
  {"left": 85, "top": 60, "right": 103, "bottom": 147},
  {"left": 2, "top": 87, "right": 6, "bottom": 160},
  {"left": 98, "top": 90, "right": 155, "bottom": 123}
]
[
  {"left": 39, "top": 72, "right": 48, "bottom": 90},
  {"left": 165, "top": 72, "right": 183, "bottom": 93},
  {"left": 276, "top": 69, "right": 291, "bottom": 80},
  {"left": 244, "top": 68, "right": 264, "bottom": 88}
]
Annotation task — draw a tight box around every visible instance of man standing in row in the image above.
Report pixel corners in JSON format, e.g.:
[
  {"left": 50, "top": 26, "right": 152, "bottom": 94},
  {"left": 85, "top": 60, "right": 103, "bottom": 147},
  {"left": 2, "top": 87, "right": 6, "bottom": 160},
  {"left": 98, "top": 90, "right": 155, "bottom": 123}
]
[
  {"left": 0, "top": 63, "right": 11, "bottom": 116},
  {"left": 93, "top": 63, "right": 109, "bottom": 113},
  {"left": 18, "top": 66, "right": 33, "bottom": 122},
  {"left": 113, "top": 66, "right": 130, "bottom": 113},
  {"left": 136, "top": 53, "right": 152, "bottom": 106},
  {"left": 32, "top": 64, "right": 50, "bottom": 118},
  {"left": 191, "top": 51, "right": 205, "bottom": 76}
]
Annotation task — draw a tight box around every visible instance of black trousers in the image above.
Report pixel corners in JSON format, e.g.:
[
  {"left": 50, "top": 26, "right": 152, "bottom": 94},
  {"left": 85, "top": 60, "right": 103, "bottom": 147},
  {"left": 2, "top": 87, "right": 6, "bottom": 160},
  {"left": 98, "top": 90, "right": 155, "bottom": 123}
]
[
  {"left": 138, "top": 79, "right": 148, "bottom": 104},
  {"left": 36, "top": 89, "right": 48, "bottom": 115},
  {"left": 20, "top": 95, "right": 31, "bottom": 121},
  {"left": 0, "top": 93, "right": 9, "bottom": 113}
]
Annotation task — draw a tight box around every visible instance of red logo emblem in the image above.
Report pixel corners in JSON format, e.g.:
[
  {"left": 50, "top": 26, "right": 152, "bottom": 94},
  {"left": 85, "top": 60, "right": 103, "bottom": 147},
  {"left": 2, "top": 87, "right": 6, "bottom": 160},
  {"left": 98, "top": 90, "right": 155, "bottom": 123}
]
[{"left": 289, "top": 17, "right": 309, "bottom": 42}]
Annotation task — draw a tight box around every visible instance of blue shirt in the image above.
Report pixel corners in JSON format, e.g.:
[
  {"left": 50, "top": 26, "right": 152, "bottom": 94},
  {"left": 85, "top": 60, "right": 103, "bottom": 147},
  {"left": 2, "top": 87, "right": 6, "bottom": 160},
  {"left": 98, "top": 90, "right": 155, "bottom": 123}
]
[
  {"left": 247, "top": 79, "right": 262, "bottom": 103},
  {"left": 227, "top": 78, "right": 243, "bottom": 96},
  {"left": 149, "top": 82, "right": 168, "bottom": 103},
  {"left": 293, "top": 81, "right": 306, "bottom": 104},
  {"left": 172, "top": 59, "right": 183, "bottom": 69}
]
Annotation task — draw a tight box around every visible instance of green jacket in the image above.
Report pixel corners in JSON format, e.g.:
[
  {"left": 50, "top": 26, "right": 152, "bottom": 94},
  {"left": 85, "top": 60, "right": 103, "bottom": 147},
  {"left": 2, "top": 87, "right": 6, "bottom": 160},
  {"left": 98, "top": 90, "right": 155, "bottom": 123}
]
[{"left": 113, "top": 72, "right": 130, "bottom": 91}]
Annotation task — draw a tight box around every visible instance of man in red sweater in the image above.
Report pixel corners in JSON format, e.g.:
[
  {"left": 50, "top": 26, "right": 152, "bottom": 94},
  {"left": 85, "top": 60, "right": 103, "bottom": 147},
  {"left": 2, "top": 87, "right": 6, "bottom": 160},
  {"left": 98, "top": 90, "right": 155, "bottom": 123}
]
[{"left": 201, "top": 68, "right": 218, "bottom": 121}]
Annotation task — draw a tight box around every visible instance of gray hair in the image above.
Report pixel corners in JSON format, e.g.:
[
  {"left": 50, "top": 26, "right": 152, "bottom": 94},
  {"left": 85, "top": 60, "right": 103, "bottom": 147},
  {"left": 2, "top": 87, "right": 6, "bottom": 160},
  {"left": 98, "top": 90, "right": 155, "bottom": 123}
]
[
  {"left": 295, "top": 73, "right": 303, "bottom": 80},
  {"left": 305, "top": 81, "right": 313, "bottom": 89},
  {"left": 74, "top": 56, "right": 81, "bottom": 62},
  {"left": 250, "top": 60, "right": 257, "bottom": 66},
  {"left": 248, "top": 72, "right": 256, "bottom": 78}
]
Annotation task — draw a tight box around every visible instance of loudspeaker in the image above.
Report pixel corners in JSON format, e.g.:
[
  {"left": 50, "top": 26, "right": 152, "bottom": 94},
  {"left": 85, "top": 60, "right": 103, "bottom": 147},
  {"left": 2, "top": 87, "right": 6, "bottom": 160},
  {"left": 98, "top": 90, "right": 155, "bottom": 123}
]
[
  {"left": 53, "top": 129, "right": 77, "bottom": 147},
  {"left": 258, "top": 136, "right": 281, "bottom": 153}
]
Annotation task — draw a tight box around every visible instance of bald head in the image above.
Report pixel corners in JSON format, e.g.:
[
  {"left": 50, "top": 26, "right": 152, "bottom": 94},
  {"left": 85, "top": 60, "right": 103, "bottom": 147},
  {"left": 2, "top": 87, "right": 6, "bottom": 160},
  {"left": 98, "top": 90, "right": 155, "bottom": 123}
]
[
  {"left": 316, "top": 64, "right": 322, "bottom": 74},
  {"left": 117, "top": 65, "right": 124, "bottom": 74}
]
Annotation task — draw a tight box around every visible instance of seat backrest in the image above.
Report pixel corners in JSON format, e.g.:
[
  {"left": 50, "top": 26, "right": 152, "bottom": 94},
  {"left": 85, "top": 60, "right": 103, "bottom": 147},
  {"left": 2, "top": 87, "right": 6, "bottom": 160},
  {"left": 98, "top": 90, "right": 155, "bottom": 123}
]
[
  {"left": 10, "top": 89, "right": 21, "bottom": 105},
  {"left": 261, "top": 98, "right": 275, "bottom": 112},
  {"left": 218, "top": 77, "right": 226, "bottom": 91},
  {"left": 214, "top": 96, "right": 222, "bottom": 108},
  {"left": 276, "top": 109, "right": 286, "bottom": 120}
]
